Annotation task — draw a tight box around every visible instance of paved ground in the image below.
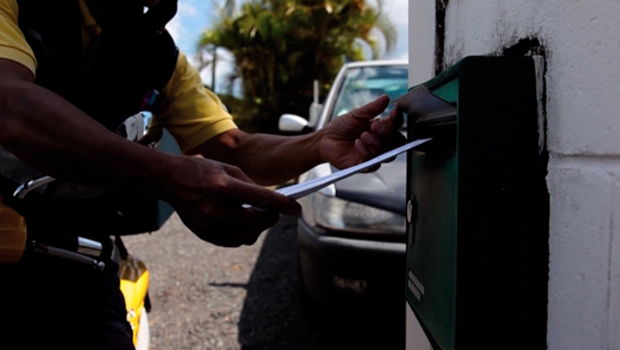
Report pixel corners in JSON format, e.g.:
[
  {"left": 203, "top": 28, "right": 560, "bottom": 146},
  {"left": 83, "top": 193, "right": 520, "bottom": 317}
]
[{"left": 123, "top": 214, "right": 404, "bottom": 350}]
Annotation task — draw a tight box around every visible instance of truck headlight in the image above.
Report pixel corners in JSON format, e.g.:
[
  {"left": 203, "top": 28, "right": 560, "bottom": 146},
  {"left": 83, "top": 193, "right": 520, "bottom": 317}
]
[{"left": 313, "top": 193, "right": 405, "bottom": 234}]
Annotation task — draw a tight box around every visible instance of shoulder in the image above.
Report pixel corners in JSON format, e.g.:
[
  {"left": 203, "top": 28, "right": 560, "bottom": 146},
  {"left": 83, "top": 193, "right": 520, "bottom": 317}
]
[
  {"left": 161, "top": 51, "right": 206, "bottom": 100},
  {"left": 0, "top": 0, "right": 19, "bottom": 23},
  {"left": 0, "top": 0, "right": 36, "bottom": 75},
  {"left": 153, "top": 51, "right": 238, "bottom": 153},
  {"left": 173, "top": 51, "right": 199, "bottom": 80}
]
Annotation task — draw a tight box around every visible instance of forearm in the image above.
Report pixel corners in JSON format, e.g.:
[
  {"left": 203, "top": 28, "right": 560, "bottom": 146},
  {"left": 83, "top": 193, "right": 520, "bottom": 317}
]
[
  {"left": 0, "top": 72, "right": 304, "bottom": 247},
  {"left": 0, "top": 68, "right": 176, "bottom": 201},
  {"left": 189, "top": 95, "right": 404, "bottom": 187},
  {"left": 192, "top": 129, "right": 326, "bottom": 186}
]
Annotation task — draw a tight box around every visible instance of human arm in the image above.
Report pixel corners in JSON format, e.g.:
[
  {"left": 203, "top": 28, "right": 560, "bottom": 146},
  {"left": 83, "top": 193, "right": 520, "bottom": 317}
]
[
  {"left": 0, "top": 58, "right": 299, "bottom": 246},
  {"left": 188, "top": 95, "right": 406, "bottom": 186},
  {"left": 151, "top": 49, "right": 402, "bottom": 185},
  {"left": 0, "top": 0, "right": 301, "bottom": 247}
]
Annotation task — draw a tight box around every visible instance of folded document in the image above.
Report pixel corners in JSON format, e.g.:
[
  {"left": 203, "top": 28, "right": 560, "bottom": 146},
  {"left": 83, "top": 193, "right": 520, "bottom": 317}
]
[{"left": 276, "top": 138, "right": 431, "bottom": 199}]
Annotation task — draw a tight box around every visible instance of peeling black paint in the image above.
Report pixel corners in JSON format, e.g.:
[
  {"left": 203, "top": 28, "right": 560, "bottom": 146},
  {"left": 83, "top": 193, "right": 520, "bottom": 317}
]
[
  {"left": 503, "top": 37, "right": 548, "bottom": 155},
  {"left": 435, "top": 0, "right": 448, "bottom": 75},
  {"left": 503, "top": 37, "right": 545, "bottom": 56}
]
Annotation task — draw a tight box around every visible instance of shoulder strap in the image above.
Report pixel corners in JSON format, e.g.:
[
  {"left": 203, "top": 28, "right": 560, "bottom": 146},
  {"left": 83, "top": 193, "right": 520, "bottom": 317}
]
[
  {"left": 16, "top": 0, "right": 179, "bottom": 130},
  {"left": 17, "top": 0, "right": 83, "bottom": 102},
  {"left": 71, "top": 0, "right": 180, "bottom": 129}
]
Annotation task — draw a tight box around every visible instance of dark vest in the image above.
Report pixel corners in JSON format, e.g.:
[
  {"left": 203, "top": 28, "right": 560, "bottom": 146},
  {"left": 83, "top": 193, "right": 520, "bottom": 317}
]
[
  {"left": 0, "top": 0, "right": 181, "bottom": 237},
  {"left": 17, "top": 0, "right": 179, "bottom": 130}
]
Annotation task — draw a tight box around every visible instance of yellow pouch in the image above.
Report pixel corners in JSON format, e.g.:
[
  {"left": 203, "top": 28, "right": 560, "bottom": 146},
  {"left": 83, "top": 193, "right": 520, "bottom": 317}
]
[
  {"left": 119, "top": 255, "right": 150, "bottom": 346},
  {"left": 0, "top": 198, "right": 26, "bottom": 264}
]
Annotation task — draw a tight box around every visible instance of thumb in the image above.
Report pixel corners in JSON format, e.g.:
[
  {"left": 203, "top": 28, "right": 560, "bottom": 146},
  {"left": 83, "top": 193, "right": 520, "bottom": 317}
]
[{"left": 348, "top": 95, "right": 390, "bottom": 121}]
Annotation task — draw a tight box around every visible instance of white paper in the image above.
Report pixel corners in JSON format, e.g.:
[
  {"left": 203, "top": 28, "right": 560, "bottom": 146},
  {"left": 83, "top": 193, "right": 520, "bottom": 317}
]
[{"left": 276, "top": 138, "right": 431, "bottom": 199}]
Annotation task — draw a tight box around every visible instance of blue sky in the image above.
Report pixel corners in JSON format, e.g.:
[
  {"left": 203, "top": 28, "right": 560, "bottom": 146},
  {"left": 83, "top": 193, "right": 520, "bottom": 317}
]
[{"left": 166, "top": 0, "right": 408, "bottom": 91}]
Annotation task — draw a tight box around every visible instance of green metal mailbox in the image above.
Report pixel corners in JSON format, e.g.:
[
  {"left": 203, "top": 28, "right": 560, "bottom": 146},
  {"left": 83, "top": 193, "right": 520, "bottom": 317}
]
[{"left": 405, "top": 56, "right": 548, "bottom": 350}]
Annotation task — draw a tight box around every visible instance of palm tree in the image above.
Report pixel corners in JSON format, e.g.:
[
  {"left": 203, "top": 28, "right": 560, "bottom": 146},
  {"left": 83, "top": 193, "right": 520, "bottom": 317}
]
[{"left": 198, "top": 0, "right": 397, "bottom": 133}]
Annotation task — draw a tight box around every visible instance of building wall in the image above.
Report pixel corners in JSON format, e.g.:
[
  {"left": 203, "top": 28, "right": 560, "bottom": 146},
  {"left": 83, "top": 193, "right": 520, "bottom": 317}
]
[{"left": 408, "top": 1, "right": 620, "bottom": 349}]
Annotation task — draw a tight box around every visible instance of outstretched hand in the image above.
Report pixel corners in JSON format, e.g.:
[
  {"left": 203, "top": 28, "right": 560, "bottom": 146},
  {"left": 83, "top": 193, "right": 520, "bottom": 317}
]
[
  {"left": 160, "top": 95, "right": 404, "bottom": 246},
  {"left": 164, "top": 156, "right": 300, "bottom": 247},
  {"left": 318, "top": 95, "right": 406, "bottom": 170}
]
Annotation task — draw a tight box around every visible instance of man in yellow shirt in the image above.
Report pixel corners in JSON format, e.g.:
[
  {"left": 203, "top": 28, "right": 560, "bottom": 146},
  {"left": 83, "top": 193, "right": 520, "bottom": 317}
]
[{"left": 0, "top": 0, "right": 405, "bottom": 348}]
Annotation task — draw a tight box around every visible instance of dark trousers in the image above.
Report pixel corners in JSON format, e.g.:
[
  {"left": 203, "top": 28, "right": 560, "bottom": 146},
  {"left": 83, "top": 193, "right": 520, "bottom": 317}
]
[{"left": 0, "top": 253, "right": 135, "bottom": 350}]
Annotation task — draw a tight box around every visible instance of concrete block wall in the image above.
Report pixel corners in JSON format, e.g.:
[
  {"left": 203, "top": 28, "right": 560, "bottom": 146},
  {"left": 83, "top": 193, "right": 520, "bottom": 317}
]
[{"left": 408, "top": 1, "right": 620, "bottom": 349}]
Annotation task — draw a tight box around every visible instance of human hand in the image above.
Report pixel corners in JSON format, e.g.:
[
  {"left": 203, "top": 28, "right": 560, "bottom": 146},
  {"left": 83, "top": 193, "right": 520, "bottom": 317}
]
[
  {"left": 318, "top": 95, "right": 406, "bottom": 170},
  {"left": 164, "top": 156, "right": 300, "bottom": 247}
]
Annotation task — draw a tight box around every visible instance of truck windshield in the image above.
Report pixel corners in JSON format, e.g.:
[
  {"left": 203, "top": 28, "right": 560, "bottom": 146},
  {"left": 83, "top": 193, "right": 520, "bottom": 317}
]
[{"left": 330, "top": 64, "right": 409, "bottom": 124}]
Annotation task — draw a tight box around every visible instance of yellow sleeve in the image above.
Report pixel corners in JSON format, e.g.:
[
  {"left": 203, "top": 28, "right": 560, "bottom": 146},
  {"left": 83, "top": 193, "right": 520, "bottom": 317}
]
[
  {"left": 0, "top": 0, "right": 36, "bottom": 74},
  {"left": 152, "top": 52, "right": 237, "bottom": 154}
]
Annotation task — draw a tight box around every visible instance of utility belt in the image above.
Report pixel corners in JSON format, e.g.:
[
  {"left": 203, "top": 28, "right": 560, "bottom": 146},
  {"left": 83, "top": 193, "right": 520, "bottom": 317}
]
[
  {"left": 0, "top": 189, "right": 131, "bottom": 270},
  {"left": 0, "top": 198, "right": 111, "bottom": 269},
  {"left": 0, "top": 184, "right": 165, "bottom": 269}
]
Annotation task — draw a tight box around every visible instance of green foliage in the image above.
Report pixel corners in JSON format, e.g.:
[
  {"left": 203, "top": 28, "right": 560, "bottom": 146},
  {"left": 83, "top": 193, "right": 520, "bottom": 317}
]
[
  {"left": 199, "top": 0, "right": 397, "bottom": 133},
  {"left": 217, "top": 93, "right": 262, "bottom": 133}
]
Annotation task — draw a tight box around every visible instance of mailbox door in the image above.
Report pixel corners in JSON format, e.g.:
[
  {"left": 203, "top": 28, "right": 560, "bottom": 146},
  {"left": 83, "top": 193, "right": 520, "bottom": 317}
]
[{"left": 405, "top": 56, "right": 548, "bottom": 350}]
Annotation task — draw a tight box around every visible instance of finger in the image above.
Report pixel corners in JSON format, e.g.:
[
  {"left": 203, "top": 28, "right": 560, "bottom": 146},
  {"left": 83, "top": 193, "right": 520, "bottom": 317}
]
[
  {"left": 391, "top": 107, "right": 405, "bottom": 128},
  {"left": 382, "top": 155, "right": 398, "bottom": 164},
  {"left": 225, "top": 209, "right": 280, "bottom": 244},
  {"left": 361, "top": 164, "right": 381, "bottom": 173},
  {"left": 190, "top": 205, "right": 280, "bottom": 247},
  {"left": 365, "top": 123, "right": 407, "bottom": 155},
  {"left": 225, "top": 179, "right": 301, "bottom": 215},
  {"left": 360, "top": 130, "right": 399, "bottom": 164},
  {"left": 348, "top": 94, "right": 390, "bottom": 122},
  {"left": 202, "top": 160, "right": 298, "bottom": 214},
  {"left": 389, "top": 131, "right": 408, "bottom": 148},
  {"left": 354, "top": 138, "right": 374, "bottom": 160},
  {"left": 371, "top": 108, "right": 404, "bottom": 137},
  {"left": 360, "top": 131, "right": 381, "bottom": 150},
  {"left": 360, "top": 132, "right": 400, "bottom": 164},
  {"left": 219, "top": 162, "right": 255, "bottom": 184}
]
